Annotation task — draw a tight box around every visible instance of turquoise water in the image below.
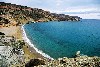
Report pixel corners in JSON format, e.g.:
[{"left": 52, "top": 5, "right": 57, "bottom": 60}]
[{"left": 24, "top": 19, "right": 100, "bottom": 59}]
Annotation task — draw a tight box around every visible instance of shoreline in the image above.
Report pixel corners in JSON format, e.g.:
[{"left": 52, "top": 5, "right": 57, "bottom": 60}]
[{"left": 21, "top": 24, "right": 54, "bottom": 60}]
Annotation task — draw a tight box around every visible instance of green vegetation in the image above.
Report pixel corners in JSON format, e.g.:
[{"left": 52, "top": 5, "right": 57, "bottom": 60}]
[
  {"left": 0, "top": 2, "right": 81, "bottom": 26},
  {"left": 0, "top": 17, "right": 9, "bottom": 24}
]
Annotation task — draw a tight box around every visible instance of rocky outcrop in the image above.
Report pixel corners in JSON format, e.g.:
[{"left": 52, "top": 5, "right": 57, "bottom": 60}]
[
  {"left": 25, "top": 51, "right": 100, "bottom": 67},
  {"left": 25, "top": 56, "right": 100, "bottom": 67}
]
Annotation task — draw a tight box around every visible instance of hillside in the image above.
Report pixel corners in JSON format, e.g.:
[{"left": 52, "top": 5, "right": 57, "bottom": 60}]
[{"left": 0, "top": 2, "right": 81, "bottom": 26}]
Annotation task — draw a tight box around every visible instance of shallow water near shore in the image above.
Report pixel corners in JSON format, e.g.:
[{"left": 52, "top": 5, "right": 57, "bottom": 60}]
[{"left": 24, "top": 19, "right": 100, "bottom": 59}]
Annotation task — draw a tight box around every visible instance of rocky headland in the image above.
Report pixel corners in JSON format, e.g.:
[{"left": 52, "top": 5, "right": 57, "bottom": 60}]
[{"left": 0, "top": 2, "right": 81, "bottom": 26}]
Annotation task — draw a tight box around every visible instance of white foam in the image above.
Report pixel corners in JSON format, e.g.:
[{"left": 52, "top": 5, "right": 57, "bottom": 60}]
[{"left": 21, "top": 25, "right": 54, "bottom": 60}]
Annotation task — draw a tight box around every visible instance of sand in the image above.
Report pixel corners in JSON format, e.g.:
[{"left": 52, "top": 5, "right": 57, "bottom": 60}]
[
  {"left": 0, "top": 26, "right": 22, "bottom": 39},
  {"left": 0, "top": 26, "right": 44, "bottom": 64}
]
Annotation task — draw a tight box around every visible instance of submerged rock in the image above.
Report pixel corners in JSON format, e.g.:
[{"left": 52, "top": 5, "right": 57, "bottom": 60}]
[{"left": 76, "top": 51, "right": 81, "bottom": 57}]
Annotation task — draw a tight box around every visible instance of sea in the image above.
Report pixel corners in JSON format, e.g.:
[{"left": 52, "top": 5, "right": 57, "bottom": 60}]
[{"left": 23, "top": 19, "right": 100, "bottom": 59}]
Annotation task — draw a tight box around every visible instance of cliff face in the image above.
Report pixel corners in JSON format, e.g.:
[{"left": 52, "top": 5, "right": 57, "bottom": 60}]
[{"left": 0, "top": 2, "right": 81, "bottom": 26}]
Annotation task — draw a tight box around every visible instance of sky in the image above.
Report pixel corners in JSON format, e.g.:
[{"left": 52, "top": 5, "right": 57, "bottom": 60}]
[{"left": 0, "top": 0, "right": 100, "bottom": 19}]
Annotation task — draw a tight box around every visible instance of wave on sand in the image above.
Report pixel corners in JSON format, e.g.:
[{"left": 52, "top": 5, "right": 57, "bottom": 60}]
[{"left": 21, "top": 25, "right": 54, "bottom": 60}]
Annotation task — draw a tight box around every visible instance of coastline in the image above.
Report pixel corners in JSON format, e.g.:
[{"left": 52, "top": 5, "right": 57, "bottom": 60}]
[
  {"left": 0, "top": 2, "right": 100, "bottom": 66},
  {"left": 21, "top": 24, "right": 54, "bottom": 60},
  {"left": 0, "top": 22, "right": 53, "bottom": 65},
  {"left": 0, "top": 23, "right": 100, "bottom": 67}
]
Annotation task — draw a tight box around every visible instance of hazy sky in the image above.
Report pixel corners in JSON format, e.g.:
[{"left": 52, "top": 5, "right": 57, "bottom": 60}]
[{"left": 0, "top": 0, "right": 100, "bottom": 19}]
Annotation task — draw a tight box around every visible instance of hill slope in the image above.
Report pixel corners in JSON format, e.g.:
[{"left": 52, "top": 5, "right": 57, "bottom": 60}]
[{"left": 0, "top": 2, "right": 81, "bottom": 26}]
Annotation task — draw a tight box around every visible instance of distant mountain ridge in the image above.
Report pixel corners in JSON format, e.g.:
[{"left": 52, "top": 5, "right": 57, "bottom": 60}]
[{"left": 0, "top": 2, "right": 81, "bottom": 26}]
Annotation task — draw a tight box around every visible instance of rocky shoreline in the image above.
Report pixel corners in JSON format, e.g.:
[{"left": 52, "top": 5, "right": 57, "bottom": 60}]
[{"left": 25, "top": 51, "right": 100, "bottom": 67}]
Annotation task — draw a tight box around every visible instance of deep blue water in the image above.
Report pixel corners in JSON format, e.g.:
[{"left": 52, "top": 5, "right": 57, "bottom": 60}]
[{"left": 24, "top": 19, "right": 100, "bottom": 59}]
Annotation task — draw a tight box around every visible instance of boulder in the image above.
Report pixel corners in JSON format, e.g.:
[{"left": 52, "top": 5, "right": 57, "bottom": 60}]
[
  {"left": 76, "top": 51, "right": 80, "bottom": 57},
  {"left": 25, "top": 59, "right": 45, "bottom": 67}
]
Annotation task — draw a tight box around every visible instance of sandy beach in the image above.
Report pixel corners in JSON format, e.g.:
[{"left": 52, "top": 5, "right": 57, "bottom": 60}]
[
  {"left": 0, "top": 26, "right": 44, "bottom": 63},
  {"left": 0, "top": 26, "right": 22, "bottom": 39}
]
